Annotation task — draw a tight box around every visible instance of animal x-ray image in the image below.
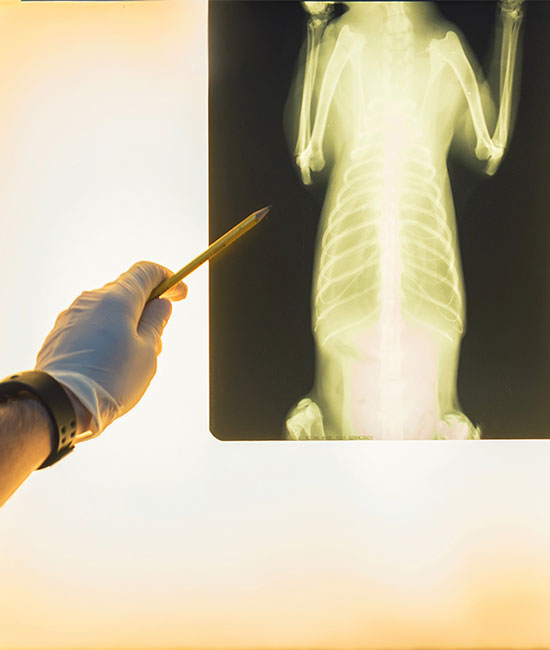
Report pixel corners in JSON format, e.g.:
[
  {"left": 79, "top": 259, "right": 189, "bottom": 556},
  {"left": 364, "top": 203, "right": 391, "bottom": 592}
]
[{"left": 209, "top": 1, "right": 550, "bottom": 441}]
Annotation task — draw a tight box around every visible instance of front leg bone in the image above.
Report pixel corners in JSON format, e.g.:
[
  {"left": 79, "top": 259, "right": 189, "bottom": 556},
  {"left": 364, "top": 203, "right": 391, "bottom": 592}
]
[
  {"left": 431, "top": 2, "right": 524, "bottom": 176},
  {"left": 295, "top": 4, "right": 335, "bottom": 184},
  {"left": 296, "top": 25, "right": 363, "bottom": 184},
  {"left": 492, "top": 4, "right": 524, "bottom": 160},
  {"left": 429, "top": 33, "right": 499, "bottom": 163},
  {"left": 499, "top": 0, "right": 525, "bottom": 22}
]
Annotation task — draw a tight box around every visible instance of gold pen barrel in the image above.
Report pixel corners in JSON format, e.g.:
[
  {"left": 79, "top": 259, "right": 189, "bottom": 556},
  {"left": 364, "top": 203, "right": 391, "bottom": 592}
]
[{"left": 147, "top": 205, "right": 270, "bottom": 304}]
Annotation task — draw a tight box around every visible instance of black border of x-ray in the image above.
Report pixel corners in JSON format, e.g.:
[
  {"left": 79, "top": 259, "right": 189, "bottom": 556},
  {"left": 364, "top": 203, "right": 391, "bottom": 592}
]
[{"left": 209, "top": 1, "right": 550, "bottom": 441}]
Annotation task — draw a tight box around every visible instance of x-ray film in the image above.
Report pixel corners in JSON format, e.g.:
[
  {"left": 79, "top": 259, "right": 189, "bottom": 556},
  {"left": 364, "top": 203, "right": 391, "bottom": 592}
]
[{"left": 209, "top": 1, "right": 549, "bottom": 441}]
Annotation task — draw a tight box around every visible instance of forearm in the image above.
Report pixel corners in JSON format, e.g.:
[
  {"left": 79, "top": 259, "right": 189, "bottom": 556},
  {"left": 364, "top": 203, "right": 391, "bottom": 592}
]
[
  {"left": 0, "top": 397, "right": 53, "bottom": 507},
  {"left": 0, "top": 261, "right": 183, "bottom": 508},
  {"left": 0, "top": 385, "right": 92, "bottom": 507}
]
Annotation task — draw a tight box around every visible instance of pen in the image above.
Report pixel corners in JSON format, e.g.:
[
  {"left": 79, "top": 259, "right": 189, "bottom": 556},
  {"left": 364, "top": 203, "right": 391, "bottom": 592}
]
[{"left": 147, "top": 204, "right": 271, "bottom": 304}]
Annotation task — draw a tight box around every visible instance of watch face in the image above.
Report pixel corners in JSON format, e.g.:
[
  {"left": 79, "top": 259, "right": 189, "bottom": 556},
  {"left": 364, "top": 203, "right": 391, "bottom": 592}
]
[{"left": 209, "top": 1, "right": 550, "bottom": 441}]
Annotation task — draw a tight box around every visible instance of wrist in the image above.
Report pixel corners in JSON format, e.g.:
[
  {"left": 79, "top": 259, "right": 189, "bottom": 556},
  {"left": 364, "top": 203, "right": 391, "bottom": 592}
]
[
  {"left": 60, "top": 387, "right": 92, "bottom": 436},
  {"left": 0, "top": 396, "right": 55, "bottom": 467},
  {"left": 0, "top": 371, "right": 80, "bottom": 468}
]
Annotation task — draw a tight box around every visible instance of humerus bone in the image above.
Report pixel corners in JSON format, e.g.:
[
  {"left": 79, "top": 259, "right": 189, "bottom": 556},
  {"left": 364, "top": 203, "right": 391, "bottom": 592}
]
[{"left": 429, "top": 5, "right": 523, "bottom": 176}]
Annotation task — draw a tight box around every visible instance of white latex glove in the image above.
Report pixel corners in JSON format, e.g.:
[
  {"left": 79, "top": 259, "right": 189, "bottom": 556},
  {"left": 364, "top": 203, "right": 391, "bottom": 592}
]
[{"left": 35, "top": 261, "right": 188, "bottom": 437}]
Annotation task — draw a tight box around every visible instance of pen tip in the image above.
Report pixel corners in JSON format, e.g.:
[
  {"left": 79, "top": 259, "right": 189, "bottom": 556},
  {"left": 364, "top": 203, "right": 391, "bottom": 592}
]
[{"left": 255, "top": 205, "right": 272, "bottom": 221}]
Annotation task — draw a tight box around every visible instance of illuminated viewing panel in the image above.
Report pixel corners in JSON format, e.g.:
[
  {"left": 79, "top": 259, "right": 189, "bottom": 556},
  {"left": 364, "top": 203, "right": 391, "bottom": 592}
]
[
  {"left": 209, "top": 1, "right": 548, "bottom": 441},
  {"left": 2, "top": 4, "right": 550, "bottom": 649}
]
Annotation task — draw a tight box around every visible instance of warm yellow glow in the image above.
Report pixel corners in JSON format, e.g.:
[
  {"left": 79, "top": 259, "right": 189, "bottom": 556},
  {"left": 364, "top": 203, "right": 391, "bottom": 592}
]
[
  {"left": 286, "top": 1, "right": 524, "bottom": 440},
  {"left": 1, "top": 2, "right": 550, "bottom": 650}
]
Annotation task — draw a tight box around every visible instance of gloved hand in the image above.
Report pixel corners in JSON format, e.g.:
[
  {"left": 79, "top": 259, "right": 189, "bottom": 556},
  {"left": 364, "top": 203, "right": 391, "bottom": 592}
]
[{"left": 35, "top": 261, "right": 188, "bottom": 437}]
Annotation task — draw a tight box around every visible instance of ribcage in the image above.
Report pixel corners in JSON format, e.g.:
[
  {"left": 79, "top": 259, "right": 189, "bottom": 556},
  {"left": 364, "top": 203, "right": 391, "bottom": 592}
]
[
  {"left": 313, "top": 130, "right": 463, "bottom": 347},
  {"left": 399, "top": 142, "right": 463, "bottom": 340},
  {"left": 313, "top": 145, "right": 385, "bottom": 347}
]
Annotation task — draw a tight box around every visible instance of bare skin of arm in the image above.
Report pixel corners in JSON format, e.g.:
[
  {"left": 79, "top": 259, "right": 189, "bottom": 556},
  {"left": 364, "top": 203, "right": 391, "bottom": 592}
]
[
  {"left": 0, "top": 399, "right": 53, "bottom": 506},
  {"left": 0, "top": 393, "right": 91, "bottom": 507}
]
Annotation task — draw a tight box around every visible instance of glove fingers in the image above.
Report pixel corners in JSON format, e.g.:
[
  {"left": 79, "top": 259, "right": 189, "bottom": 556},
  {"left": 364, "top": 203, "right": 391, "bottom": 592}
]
[
  {"left": 162, "top": 281, "right": 188, "bottom": 302},
  {"left": 137, "top": 298, "right": 172, "bottom": 352},
  {"left": 114, "top": 261, "right": 187, "bottom": 319}
]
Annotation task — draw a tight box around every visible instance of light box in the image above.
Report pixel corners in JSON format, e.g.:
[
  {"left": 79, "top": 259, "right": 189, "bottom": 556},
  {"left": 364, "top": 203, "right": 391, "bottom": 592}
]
[{"left": 0, "top": 2, "right": 549, "bottom": 649}]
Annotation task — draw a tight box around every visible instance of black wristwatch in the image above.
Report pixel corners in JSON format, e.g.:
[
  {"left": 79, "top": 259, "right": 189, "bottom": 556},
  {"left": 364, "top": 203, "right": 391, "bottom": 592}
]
[{"left": 0, "top": 370, "right": 77, "bottom": 469}]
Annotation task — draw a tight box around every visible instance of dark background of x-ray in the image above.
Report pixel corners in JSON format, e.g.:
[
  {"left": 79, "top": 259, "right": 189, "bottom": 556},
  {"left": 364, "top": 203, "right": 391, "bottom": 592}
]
[{"left": 209, "top": 1, "right": 550, "bottom": 440}]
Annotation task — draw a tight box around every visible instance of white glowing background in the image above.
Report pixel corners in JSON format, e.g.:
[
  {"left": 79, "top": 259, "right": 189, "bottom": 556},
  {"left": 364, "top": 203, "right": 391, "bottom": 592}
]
[{"left": 0, "top": 1, "right": 549, "bottom": 649}]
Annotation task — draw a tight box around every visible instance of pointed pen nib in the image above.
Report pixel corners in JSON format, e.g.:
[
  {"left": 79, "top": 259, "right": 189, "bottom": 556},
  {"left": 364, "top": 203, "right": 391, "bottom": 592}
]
[{"left": 254, "top": 204, "right": 272, "bottom": 222}]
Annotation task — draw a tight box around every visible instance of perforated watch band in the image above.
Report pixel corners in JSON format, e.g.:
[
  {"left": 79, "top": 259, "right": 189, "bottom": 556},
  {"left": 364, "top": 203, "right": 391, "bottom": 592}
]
[{"left": 0, "top": 370, "right": 77, "bottom": 469}]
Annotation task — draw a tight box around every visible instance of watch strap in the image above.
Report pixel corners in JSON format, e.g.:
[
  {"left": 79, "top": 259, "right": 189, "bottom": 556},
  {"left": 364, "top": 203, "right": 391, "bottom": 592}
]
[{"left": 0, "top": 370, "right": 77, "bottom": 469}]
